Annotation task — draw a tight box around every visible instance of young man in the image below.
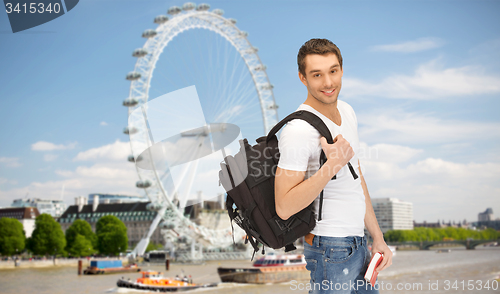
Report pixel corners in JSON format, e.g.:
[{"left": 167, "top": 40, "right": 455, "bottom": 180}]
[{"left": 275, "top": 39, "right": 392, "bottom": 293}]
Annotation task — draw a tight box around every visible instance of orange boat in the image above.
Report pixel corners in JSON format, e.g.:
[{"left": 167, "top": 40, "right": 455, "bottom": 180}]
[{"left": 117, "top": 270, "right": 217, "bottom": 292}]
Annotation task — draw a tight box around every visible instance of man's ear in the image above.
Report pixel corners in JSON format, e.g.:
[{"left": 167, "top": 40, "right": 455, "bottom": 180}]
[{"left": 298, "top": 71, "right": 308, "bottom": 87}]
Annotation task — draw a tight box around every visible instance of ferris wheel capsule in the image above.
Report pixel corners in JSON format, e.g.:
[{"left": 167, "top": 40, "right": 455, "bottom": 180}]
[
  {"left": 159, "top": 222, "right": 175, "bottom": 229},
  {"left": 126, "top": 72, "right": 141, "bottom": 81},
  {"left": 268, "top": 103, "right": 279, "bottom": 110},
  {"left": 212, "top": 9, "right": 224, "bottom": 16},
  {"left": 244, "top": 47, "right": 258, "bottom": 54},
  {"left": 136, "top": 180, "right": 152, "bottom": 188},
  {"left": 182, "top": 2, "right": 196, "bottom": 11},
  {"left": 227, "top": 18, "right": 237, "bottom": 24},
  {"left": 127, "top": 154, "right": 143, "bottom": 162},
  {"left": 253, "top": 65, "right": 267, "bottom": 71},
  {"left": 196, "top": 3, "right": 210, "bottom": 11},
  {"left": 123, "top": 126, "right": 138, "bottom": 135},
  {"left": 142, "top": 29, "right": 157, "bottom": 38},
  {"left": 260, "top": 83, "right": 274, "bottom": 90},
  {"left": 123, "top": 98, "right": 139, "bottom": 107},
  {"left": 132, "top": 48, "right": 148, "bottom": 58},
  {"left": 167, "top": 6, "right": 182, "bottom": 15},
  {"left": 146, "top": 202, "right": 163, "bottom": 211},
  {"left": 154, "top": 15, "right": 169, "bottom": 24}
]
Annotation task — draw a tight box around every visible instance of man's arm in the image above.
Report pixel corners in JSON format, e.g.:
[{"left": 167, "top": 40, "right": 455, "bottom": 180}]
[
  {"left": 275, "top": 135, "right": 353, "bottom": 220},
  {"left": 359, "top": 159, "right": 393, "bottom": 272}
]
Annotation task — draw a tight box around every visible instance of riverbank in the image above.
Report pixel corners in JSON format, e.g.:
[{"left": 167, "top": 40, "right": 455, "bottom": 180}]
[
  {"left": 0, "top": 258, "right": 129, "bottom": 270},
  {"left": 0, "top": 247, "right": 498, "bottom": 294}
]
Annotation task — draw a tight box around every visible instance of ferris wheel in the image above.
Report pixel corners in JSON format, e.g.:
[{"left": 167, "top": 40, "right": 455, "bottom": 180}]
[{"left": 123, "top": 2, "right": 279, "bottom": 258}]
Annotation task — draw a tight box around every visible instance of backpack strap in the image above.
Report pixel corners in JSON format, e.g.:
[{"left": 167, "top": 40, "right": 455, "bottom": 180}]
[
  {"left": 267, "top": 110, "right": 358, "bottom": 221},
  {"left": 266, "top": 110, "right": 333, "bottom": 144}
]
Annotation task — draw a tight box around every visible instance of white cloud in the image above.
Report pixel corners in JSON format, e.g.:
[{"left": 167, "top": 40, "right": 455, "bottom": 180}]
[
  {"left": 358, "top": 110, "right": 500, "bottom": 145},
  {"left": 343, "top": 59, "right": 500, "bottom": 99},
  {"left": 73, "top": 139, "right": 130, "bottom": 162},
  {"left": 55, "top": 170, "right": 73, "bottom": 177},
  {"left": 100, "top": 121, "right": 108, "bottom": 126},
  {"left": 43, "top": 154, "right": 58, "bottom": 162},
  {"left": 75, "top": 164, "right": 133, "bottom": 179},
  {"left": 359, "top": 142, "right": 423, "bottom": 163},
  {"left": 371, "top": 37, "right": 445, "bottom": 53},
  {"left": 0, "top": 140, "right": 143, "bottom": 207},
  {"left": 32, "top": 141, "right": 77, "bottom": 151},
  {"left": 360, "top": 141, "right": 500, "bottom": 222},
  {"left": 0, "top": 162, "right": 141, "bottom": 208},
  {"left": 0, "top": 157, "right": 21, "bottom": 168},
  {"left": 0, "top": 178, "right": 17, "bottom": 185}
]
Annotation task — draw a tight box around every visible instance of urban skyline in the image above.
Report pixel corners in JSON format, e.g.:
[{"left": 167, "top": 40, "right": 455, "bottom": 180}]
[{"left": 0, "top": 1, "right": 499, "bottom": 223}]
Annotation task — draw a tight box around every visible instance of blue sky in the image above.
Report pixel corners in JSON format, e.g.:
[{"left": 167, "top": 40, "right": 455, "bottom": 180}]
[{"left": 0, "top": 0, "right": 499, "bottom": 223}]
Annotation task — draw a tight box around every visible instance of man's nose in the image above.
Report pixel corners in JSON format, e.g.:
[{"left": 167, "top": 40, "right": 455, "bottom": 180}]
[{"left": 324, "top": 74, "right": 333, "bottom": 88}]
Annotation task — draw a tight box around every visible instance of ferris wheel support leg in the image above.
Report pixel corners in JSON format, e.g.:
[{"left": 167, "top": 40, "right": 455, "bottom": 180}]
[
  {"left": 191, "top": 239, "right": 195, "bottom": 260},
  {"left": 131, "top": 207, "right": 167, "bottom": 257},
  {"left": 179, "top": 158, "right": 200, "bottom": 209}
]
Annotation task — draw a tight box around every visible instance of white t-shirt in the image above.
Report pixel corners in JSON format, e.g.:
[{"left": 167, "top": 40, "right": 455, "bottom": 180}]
[{"left": 277, "top": 101, "right": 365, "bottom": 237}]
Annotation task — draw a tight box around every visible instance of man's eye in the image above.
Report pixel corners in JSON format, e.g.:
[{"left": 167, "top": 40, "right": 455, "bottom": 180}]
[
  {"left": 314, "top": 74, "right": 320, "bottom": 77},
  {"left": 331, "top": 70, "right": 337, "bottom": 73}
]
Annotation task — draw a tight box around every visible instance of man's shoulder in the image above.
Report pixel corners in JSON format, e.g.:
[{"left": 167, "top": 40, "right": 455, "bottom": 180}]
[
  {"left": 338, "top": 99, "right": 355, "bottom": 114},
  {"left": 278, "top": 117, "right": 321, "bottom": 147},
  {"left": 281, "top": 117, "right": 320, "bottom": 136}
]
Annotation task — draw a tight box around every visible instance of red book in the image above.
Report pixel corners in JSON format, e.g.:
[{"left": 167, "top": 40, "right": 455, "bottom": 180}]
[{"left": 364, "top": 252, "right": 383, "bottom": 285}]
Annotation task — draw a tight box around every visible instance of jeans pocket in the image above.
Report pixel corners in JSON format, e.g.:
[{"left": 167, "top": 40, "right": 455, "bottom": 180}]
[
  {"left": 325, "top": 243, "right": 355, "bottom": 263},
  {"left": 305, "top": 258, "right": 318, "bottom": 282}
]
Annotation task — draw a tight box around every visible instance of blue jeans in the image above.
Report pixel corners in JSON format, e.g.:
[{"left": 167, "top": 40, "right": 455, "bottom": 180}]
[{"left": 303, "top": 235, "right": 379, "bottom": 294}]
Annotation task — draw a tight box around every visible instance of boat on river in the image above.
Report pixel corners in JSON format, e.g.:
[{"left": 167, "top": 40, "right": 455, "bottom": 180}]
[
  {"left": 217, "top": 254, "right": 309, "bottom": 284},
  {"left": 436, "top": 249, "right": 452, "bottom": 253},
  {"left": 117, "top": 270, "right": 217, "bottom": 292},
  {"left": 83, "top": 260, "right": 141, "bottom": 275}
]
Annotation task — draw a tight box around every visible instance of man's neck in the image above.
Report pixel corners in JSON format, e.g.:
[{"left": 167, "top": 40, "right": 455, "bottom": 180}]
[{"left": 303, "top": 95, "right": 341, "bottom": 126}]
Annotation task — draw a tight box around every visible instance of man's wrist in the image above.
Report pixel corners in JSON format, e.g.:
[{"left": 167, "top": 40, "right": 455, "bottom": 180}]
[
  {"left": 322, "top": 160, "right": 343, "bottom": 178},
  {"left": 372, "top": 234, "right": 385, "bottom": 244}
]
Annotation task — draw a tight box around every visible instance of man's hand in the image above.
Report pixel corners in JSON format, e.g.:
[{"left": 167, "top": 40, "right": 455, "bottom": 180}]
[
  {"left": 320, "top": 134, "right": 354, "bottom": 168},
  {"left": 371, "top": 239, "right": 393, "bottom": 272}
]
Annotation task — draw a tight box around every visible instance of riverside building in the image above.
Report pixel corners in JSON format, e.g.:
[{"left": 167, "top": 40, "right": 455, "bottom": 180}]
[
  {"left": 11, "top": 198, "right": 66, "bottom": 218},
  {"left": 58, "top": 195, "right": 163, "bottom": 248},
  {"left": 87, "top": 193, "right": 148, "bottom": 204},
  {"left": 372, "top": 198, "right": 413, "bottom": 233},
  {"left": 0, "top": 207, "right": 40, "bottom": 237}
]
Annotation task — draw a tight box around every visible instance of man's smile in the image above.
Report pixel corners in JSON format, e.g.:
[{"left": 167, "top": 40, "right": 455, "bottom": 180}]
[{"left": 321, "top": 89, "right": 335, "bottom": 96}]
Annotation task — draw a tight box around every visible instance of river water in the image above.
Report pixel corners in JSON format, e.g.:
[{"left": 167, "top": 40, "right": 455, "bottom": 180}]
[{"left": 0, "top": 247, "right": 498, "bottom": 294}]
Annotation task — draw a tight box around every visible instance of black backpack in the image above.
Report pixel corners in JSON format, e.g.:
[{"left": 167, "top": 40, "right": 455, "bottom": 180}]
[{"left": 218, "top": 110, "right": 358, "bottom": 258}]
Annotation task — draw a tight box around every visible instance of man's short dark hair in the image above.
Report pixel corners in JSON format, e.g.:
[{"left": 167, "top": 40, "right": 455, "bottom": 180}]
[{"left": 297, "top": 39, "right": 343, "bottom": 76}]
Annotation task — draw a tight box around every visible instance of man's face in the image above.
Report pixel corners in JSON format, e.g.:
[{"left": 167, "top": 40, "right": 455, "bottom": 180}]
[{"left": 299, "top": 53, "right": 343, "bottom": 105}]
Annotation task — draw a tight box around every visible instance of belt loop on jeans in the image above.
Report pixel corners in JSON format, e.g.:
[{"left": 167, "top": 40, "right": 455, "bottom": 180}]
[
  {"left": 354, "top": 237, "right": 359, "bottom": 250},
  {"left": 313, "top": 235, "right": 320, "bottom": 247},
  {"left": 357, "top": 236, "right": 362, "bottom": 250}
]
